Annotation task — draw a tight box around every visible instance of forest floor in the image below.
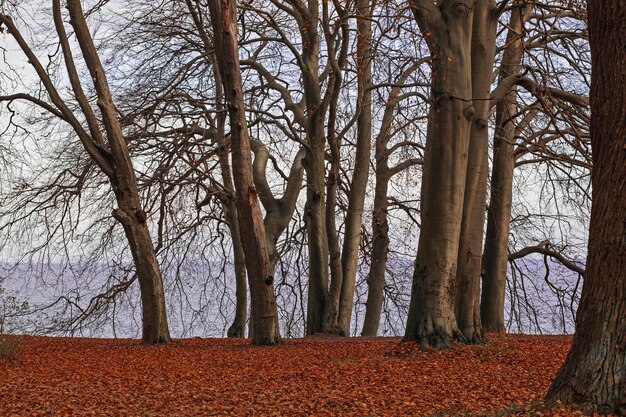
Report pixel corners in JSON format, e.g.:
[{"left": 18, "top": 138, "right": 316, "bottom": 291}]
[{"left": 0, "top": 333, "right": 599, "bottom": 416}]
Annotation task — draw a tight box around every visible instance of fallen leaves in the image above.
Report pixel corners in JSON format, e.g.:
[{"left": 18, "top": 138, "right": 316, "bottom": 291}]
[{"left": 0, "top": 334, "right": 574, "bottom": 416}]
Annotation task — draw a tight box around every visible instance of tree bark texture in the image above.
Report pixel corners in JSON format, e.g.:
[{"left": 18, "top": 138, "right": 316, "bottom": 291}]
[
  {"left": 453, "top": 0, "right": 497, "bottom": 343},
  {"left": 546, "top": 0, "right": 625, "bottom": 412},
  {"left": 481, "top": 5, "right": 530, "bottom": 333},
  {"left": 208, "top": 0, "right": 280, "bottom": 345},
  {"left": 404, "top": 0, "right": 474, "bottom": 348}
]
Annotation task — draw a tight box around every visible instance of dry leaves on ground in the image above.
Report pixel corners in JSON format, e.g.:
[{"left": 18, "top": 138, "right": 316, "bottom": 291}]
[{"left": 1, "top": 334, "right": 578, "bottom": 416}]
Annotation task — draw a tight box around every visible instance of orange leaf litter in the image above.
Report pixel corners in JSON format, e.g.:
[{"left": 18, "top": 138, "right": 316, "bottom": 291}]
[{"left": 1, "top": 334, "right": 572, "bottom": 416}]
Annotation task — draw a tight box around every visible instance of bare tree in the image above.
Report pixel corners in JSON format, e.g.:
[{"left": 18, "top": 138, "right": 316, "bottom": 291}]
[
  {"left": 0, "top": 0, "right": 171, "bottom": 344},
  {"left": 207, "top": 0, "right": 280, "bottom": 345}
]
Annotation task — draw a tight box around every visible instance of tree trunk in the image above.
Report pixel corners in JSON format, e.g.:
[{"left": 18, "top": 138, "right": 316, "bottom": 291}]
[
  {"left": 360, "top": 61, "right": 421, "bottom": 337},
  {"left": 454, "top": 0, "right": 496, "bottom": 343},
  {"left": 361, "top": 170, "right": 390, "bottom": 336},
  {"left": 404, "top": 0, "right": 474, "bottom": 348},
  {"left": 212, "top": 63, "right": 247, "bottom": 339},
  {"left": 250, "top": 140, "right": 306, "bottom": 338},
  {"left": 65, "top": 0, "right": 172, "bottom": 344},
  {"left": 208, "top": 0, "right": 280, "bottom": 345},
  {"left": 545, "top": 0, "right": 625, "bottom": 412},
  {"left": 321, "top": 123, "right": 344, "bottom": 334},
  {"left": 300, "top": 4, "right": 330, "bottom": 336},
  {"left": 304, "top": 141, "right": 329, "bottom": 335},
  {"left": 337, "top": 0, "right": 373, "bottom": 336},
  {"left": 112, "top": 206, "right": 171, "bottom": 344},
  {"left": 225, "top": 194, "right": 248, "bottom": 338},
  {"left": 481, "top": 5, "right": 529, "bottom": 333}
]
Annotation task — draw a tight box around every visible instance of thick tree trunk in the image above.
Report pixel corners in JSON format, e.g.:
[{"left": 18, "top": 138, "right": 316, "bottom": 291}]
[
  {"left": 545, "top": 0, "right": 625, "bottom": 412},
  {"left": 481, "top": 6, "right": 529, "bottom": 333},
  {"left": 65, "top": 0, "right": 172, "bottom": 344},
  {"left": 112, "top": 205, "right": 171, "bottom": 343},
  {"left": 454, "top": 0, "right": 496, "bottom": 343},
  {"left": 404, "top": 0, "right": 474, "bottom": 348},
  {"left": 208, "top": 0, "right": 280, "bottom": 345},
  {"left": 337, "top": 0, "right": 373, "bottom": 336}
]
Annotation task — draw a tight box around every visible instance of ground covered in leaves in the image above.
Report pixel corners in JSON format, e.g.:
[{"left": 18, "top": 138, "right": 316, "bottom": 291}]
[{"left": 1, "top": 334, "right": 577, "bottom": 416}]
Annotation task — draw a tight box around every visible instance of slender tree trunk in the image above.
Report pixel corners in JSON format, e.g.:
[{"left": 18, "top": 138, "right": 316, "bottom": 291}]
[
  {"left": 65, "top": 0, "right": 172, "bottom": 344},
  {"left": 546, "top": 0, "right": 625, "bottom": 412},
  {"left": 454, "top": 0, "right": 496, "bottom": 343},
  {"left": 481, "top": 5, "right": 529, "bottom": 333},
  {"left": 225, "top": 192, "right": 248, "bottom": 338},
  {"left": 299, "top": 4, "right": 331, "bottom": 336},
  {"left": 361, "top": 169, "right": 390, "bottom": 336},
  {"left": 208, "top": 0, "right": 279, "bottom": 345},
  {"left": 211, "top": 66, "right": 248, "bottom": 339},
  {"left": 304, "top": 139, "right": 329, "bottom": 335},
  {"left": 321, "top": 123, "right": 344, "bottom": 334},
  {"left": 404, "top": 0, "right": 474, "bottom": 348},
  {"left": 360, "top": 61, "right": 421, "bottom": 337},
  {"left": 337, "top": 0, "right": 373, "bottom": 336}
]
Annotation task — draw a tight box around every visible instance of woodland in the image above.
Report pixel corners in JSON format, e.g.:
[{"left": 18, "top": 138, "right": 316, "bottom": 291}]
[{"left": 0, "top": 0, "right": 624, "bottom": 415}]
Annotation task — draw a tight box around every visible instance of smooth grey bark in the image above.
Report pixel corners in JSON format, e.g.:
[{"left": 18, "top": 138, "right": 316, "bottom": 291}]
[
  {"left": 208, "top": 0, "right": 280, "bottom": 345},
  {"left": 453, "top": 0, "right": 497, "bottom": 343},
  {"left": 404, "top": 0, "right": 474, "bottom": 348},
  {"left": 481, "top": 4, "right": 531, "bottom": 333},
  {"left": 337, "top": 0, "right": 373, "bottom": 336},
  {"left": 546, "top": 0, "right": 625, "bottom": 410}
]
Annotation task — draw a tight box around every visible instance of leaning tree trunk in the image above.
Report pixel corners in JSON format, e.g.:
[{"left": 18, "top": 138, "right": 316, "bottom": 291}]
[
  {"left": 208, "top": 0, "right": 280, "bottom": 345},
  {"left": 453, "top": 0, "right": 496, "bottom": 343},
  {"left": 404, "top": 0, "right": 474, "bottom": 348},
  {"left": 337, "top": 0, "right": 373, "bottom": 336},
  {"left": 2, "top": 1, "right": 173, "bottom": 344},
  {"left": 481, "top": 5, "right": 529, "bottom": 333},
  {"left": 65, "top": 0, "right": 172, "bottom": 344},
  {"left": 545, "top": 0, "right": 625, "bottom": 412}
]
